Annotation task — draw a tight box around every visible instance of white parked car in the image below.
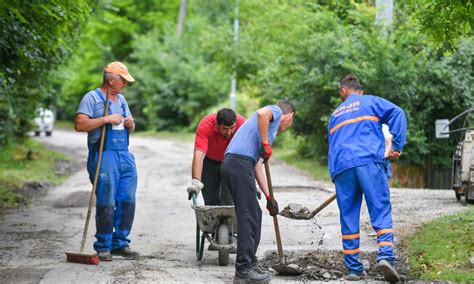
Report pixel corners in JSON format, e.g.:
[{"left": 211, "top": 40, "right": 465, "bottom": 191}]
[{"left": 34, "top": 108, "right": 55, "bottom": 136}]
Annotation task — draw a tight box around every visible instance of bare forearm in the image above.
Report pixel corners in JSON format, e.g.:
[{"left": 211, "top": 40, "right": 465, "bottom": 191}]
[
  {"left": 191, "top": 150, "right": 206, "bottom": 180},
  {"left": 75, "top": 115, "right": 106, "bottom": 132},
  {"left": 254, "top": 159, "right": 269, "bottom": 197}
]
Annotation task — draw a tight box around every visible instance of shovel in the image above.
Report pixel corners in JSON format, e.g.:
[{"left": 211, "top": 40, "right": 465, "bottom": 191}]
[
  {"left": 279, "top": 193, "right": 336, "bottom": 220},
  {"left": 65, "top": 89, "right": 110, "bottom": 265},
  {"left": 264, "top": 160, "right": 302, "bottom": 275}
]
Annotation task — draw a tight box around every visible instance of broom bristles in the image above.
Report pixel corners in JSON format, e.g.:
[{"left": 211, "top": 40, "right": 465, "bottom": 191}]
[{"left": 65, "top": 252, "right": 100, "bottom": 265}]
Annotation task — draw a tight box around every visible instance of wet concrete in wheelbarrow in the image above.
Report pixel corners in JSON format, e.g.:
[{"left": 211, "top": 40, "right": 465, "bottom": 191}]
[{"left": 260, "top": 248, "right": 414, "bottom": 282}]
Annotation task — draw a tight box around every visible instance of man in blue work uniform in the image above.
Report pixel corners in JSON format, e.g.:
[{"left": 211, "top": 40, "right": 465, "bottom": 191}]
[
  {"left": 221, "top": 100, "right": 296, "bottom": 283},
  {"left": 328, "top": 74, "right": 406, "bottom": 282},
  {"left": 75, "top": 62, "right": 139, "bottom": 261}
]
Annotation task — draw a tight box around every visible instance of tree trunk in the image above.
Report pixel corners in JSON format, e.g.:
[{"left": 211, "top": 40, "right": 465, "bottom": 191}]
[{"left": 177, "top": 0, "right": 187, "bottom": 37}]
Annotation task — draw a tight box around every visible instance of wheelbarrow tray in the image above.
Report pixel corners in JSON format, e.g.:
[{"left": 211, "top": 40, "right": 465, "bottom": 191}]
[{"left": 191, "top": 205, "right": 237, "bottom": 233}]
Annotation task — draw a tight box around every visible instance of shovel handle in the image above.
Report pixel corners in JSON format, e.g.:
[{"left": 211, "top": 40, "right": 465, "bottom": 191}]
[
  {"left": 308, "top": 192, "right": 337, "bottom": 219},
  {"left": 264, "top": 161, "right": 285, "bottom": 262}
]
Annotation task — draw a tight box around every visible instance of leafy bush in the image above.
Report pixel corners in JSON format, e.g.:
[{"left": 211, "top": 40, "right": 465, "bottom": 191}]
[{"left": 0, "top": 1, "right": 92, "bottom": 148}]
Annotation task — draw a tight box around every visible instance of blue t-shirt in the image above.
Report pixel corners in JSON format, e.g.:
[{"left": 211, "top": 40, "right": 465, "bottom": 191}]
[
  {"left": 77, "top": 88, "right": 132, "bottom": 144},
  {"left": 225, "top": 105, "right": 282, "bottom": 163}
]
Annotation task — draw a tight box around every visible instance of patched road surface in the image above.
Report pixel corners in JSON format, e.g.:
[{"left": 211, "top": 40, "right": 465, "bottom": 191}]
[{"left": 0, "top": 129, "right": 465, "bottom": 283}]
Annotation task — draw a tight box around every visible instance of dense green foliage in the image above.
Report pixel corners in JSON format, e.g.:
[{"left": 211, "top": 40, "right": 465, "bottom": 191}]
[
  {"left": 405, "top": 207, "right": 474, "bottom": 282},
  {"left": 2, "top": 0, "right": 473, "bottom": 171},
  {"left": 54, "top": 0, "right": 180, "bottom": 127},
  {"left": 0, "top": 0, "right": 93, "bottom": 148},
  {"left": 249, "top": 2, "right": 473, "bottom": 166},
  {"left": 415, "top": 0, "right": 473, "bottom": 49}
]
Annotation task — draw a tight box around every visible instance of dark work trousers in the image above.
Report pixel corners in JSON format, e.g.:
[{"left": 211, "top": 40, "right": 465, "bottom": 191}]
[
  {"left": 202, "top": 156, "right": 233, "bottom": 206},
  {"left": 221, "top": 154, "right": 261, "bottom": 272}
]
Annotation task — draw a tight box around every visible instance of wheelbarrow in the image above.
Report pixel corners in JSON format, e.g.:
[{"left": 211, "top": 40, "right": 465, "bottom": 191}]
[{"left": 191, "top": 193, "right": 237, "bottom": 266}]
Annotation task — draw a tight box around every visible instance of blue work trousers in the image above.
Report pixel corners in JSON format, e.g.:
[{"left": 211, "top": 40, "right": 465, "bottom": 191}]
[
  {"left": 334, "top": 162, "right": 396, "bottom": 274},
  {"left": 87, "top": 150, "right": 137, "bottom": 252}
]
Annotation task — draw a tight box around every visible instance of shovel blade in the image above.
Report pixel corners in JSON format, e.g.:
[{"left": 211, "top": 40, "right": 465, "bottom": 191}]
[
  {"left": 279, "top": 203, "right": 313, "bottom": 220},
  {"left": 271, "top": 263, "right": 303, "bottom": 275}
]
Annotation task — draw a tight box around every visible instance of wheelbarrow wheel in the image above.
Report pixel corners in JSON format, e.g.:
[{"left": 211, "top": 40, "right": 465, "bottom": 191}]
[
  {"left": 217, "top": 223, "right": 230, "bottom": 266},
  {"left": 196, "top": 222, "right": 205, "bottom": 260}
]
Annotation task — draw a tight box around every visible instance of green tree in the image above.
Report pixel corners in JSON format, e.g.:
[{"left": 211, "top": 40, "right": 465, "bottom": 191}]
[
  {"left": 129, "top": 16, "right": 230, "bottom": 130},
  {"left": 415, "top": 0, "right": 473, "bottom": 49},
  {"left": 0, "top": 0, "right": 92, "bottom": 148},
  {"left": 54, "top": 0, "right": 180, "bottom": 124},
  {"left": 237, "top": 1, "right": 472, "bottom": 169}
]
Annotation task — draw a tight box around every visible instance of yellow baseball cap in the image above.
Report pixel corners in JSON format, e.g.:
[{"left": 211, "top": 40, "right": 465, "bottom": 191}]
[{"left": 104, "top": 61, "right": 135, "bottom": 82}]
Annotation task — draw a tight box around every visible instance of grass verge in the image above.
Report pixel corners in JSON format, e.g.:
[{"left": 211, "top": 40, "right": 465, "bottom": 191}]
[
  {"left": 272, "top": 132, "right": 330, "bottom": 182},
  {"left": 0, "top": 139, "right": 67, "bottom": 208},
  {"left": 404, "top": 206, "right": 474, "bottom": 282}
]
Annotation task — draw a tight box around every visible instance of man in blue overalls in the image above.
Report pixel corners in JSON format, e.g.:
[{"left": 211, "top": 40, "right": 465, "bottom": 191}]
[
  {"left": 75, "top": 62, "right": 139, "bottom": 261},
  {"left": 328, "top": 74, "right": 406, "bottom": 282}
]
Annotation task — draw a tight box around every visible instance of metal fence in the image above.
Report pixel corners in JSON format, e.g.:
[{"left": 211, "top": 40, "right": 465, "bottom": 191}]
[
  {"left": 427, "top": 168, "right": 452, "bottom": 189},
  {"left": 391, "top": 164, "right": 451, "bottom": 189}
]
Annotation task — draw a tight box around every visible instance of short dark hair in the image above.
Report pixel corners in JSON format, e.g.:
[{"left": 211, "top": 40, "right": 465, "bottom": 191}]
[
  {"left": 217, "top": 108, "right": 237, "bottom": 126},
  {"left": 339, "top": 74, "right": 361, "bottom": 91},
  {"left": 277, "top": 100, "right": 296, "bottom": 116}
]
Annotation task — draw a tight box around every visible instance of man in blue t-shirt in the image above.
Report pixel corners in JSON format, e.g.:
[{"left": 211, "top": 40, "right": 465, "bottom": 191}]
[
  {"left": 221, "top": 100, "right": 296, "bottom": 283},
  {"left": 75, "top": 62, "right": 139, "bottom": 261},
  {"left": 328, "top": 74, "right": 406, "bottom": 282}
]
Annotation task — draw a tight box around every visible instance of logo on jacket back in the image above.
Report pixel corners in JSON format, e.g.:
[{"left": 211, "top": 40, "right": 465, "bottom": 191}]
[{"left": 333, "top": 101, "right": 361, "bottom": 118}]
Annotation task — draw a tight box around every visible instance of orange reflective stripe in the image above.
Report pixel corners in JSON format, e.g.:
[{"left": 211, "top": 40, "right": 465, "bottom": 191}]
[
  {"left": 343, "top": 248, "right": 360, "bottom": 254},
  {"left": 376, "top": 229, "right": 394, "bottom": 236},
  {"left": 342, "top": 233, "right": 360, "bottom": 240},
  {"left": 378, "top": 241, "right": 393, "bottom": 247},
  {"left": 330, "top": 115, "right": 380, "bottom": 134}
]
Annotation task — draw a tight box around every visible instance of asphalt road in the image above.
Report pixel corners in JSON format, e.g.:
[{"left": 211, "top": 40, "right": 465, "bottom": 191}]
[{"left": 0, "top": 129, "right": 465, "bottom": 283}]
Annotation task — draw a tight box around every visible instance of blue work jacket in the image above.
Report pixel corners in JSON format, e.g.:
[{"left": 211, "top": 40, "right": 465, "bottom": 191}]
[{"left": 328, "top": 94, "right": 407, "bottom": 180}]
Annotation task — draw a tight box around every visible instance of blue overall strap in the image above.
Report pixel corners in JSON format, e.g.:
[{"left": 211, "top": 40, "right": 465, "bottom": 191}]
[
  {"left": 117, "top": 95, "right": 130, "bottom": 147},
  {"left": 94, "top": 89, "right": 112, "bottom": 115},
  {"left": 89, "top": 89, "right": 110, "bottom": 152}
]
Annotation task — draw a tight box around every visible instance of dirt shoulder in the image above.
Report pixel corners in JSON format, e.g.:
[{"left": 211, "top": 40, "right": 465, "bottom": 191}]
[{"left": 0, "top": 130, "right": 466, "bottom": 283}]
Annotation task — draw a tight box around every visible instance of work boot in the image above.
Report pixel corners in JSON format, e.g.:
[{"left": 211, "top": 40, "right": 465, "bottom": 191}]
[
  {"left": 97, "top": 251, "right": 112, "bottom": 261},
  {"left": 234, "top": 267, "right": 271, "bottom": 283},
  {"left": 253, "top": 263, "right": 271, "bottom": 275},
  {"left": 376, "top": 260, "right": 400, "bottom": 282},
  {"left": 208, "top": 243, "right": 219, "bottom": 251},
  {"left": 344, "top": 271, "right": 367, "bottom": 281},
  {"left": 111, "top": 246, "right": 140, "bottom": 260}
]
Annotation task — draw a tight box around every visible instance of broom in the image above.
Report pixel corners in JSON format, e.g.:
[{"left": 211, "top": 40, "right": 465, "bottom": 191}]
[{"left": 65, "top": 89, "right": 110, "bottom": 265}]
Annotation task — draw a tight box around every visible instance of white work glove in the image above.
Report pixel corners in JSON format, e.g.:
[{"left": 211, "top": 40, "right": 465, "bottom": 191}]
[{"left": 187, "top": 178, "right": 204, "bottom": 200}]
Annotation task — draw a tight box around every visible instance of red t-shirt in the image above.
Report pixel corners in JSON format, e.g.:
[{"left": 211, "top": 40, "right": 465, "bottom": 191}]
[{"left": 194, "top": 113, "right": 246, "bottom": 161}]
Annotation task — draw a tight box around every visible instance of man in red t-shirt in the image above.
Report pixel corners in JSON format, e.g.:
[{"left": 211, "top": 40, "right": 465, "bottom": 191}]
[{"left": 187, "top": 108, "right": 245, "bottom": 205}]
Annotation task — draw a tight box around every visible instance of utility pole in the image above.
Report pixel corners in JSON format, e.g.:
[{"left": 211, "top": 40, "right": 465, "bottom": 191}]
[
  {"left": 376, "top": 0, "right": 393, "bottom": 35},
  {"left": 230, "top": 0, "right": 239, "bottom": 110},
  {"left": 177, "top": 0, "right": 187, "bottom": 37}
]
